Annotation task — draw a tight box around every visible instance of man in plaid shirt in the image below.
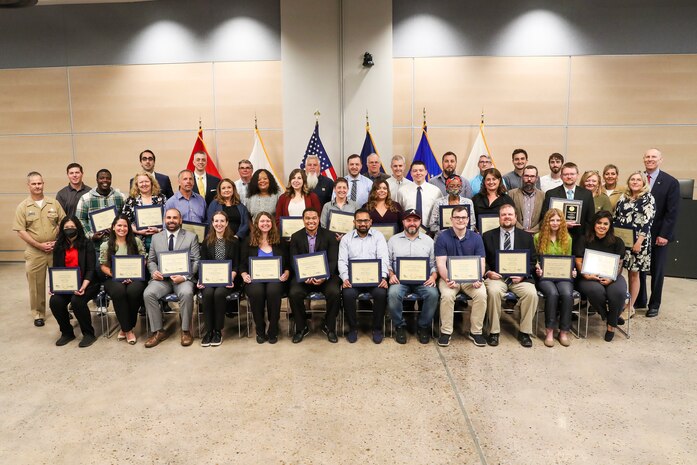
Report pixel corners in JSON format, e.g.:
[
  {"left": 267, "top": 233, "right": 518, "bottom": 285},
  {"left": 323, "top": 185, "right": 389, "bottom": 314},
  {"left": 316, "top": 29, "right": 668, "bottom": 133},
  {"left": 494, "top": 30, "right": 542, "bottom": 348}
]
[{"left": 75, "top": 169, "right": 125, "bottom": 248}]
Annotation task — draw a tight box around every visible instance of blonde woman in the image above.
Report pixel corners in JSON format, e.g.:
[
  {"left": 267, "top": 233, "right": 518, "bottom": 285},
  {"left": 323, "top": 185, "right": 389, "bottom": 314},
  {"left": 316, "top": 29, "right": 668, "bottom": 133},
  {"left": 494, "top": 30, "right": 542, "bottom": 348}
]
[
  {"left": 580, "top": 170, "right": 612, "bottom": 214},
  {"left": 122, "top": 171, "right": 166, "bottom": 251}
]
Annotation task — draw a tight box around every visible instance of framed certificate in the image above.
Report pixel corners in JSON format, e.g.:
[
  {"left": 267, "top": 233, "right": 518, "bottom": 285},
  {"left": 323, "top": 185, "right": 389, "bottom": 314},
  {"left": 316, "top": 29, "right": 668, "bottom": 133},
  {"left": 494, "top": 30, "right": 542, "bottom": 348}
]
[
  {"left": 157, "top": 250, "right": 190, "bottom": 277},
  {"left": 249, "top": 256, "right": 282, "bottom": 282},
  {"left": 134, "top": 205, "right": 164, "bottom": 230},
  {"left": 293, "top": 251, "right": 330, "bottom": 282},
  {"left": 348, "top": 259, "right": 382, "bottom": 287},
  {"left": 280, "top": 216, "right": 305, "bottom": 238},
  {"left": 540, "top": 255, "right": 573, "bottom": 281},
  {"left": 327, "top": 210, "right": 355, "bottom": 234},
  {"left": 581, "top": 249, "right": 620, "bottom": 280},
  {"left": 549, "top": 198, "right": 583, "bottom": 224},
  {"left": 496, "top": 250, "right": 531, "bottom": 277},
  {"left": 477, "top": 214, "right": 499, "bottom": 234},
  {"left": 49, "top": 267, "right": 81, "bottom": 294},
  {"left": 89, "top": 206, "right": 117, "bottom": 233},
  {"left": 182, "top": 221, "right": 206, "bottom": 243},
  {"left": 112, "top": 255, "right": 145, "bottom": 281},
  {"left": 447, "top": 256, "right": 481, "bottom": 283},
  {"left": 199, "top": 260, "right": 233, "bottom": 287},
  {"left": 439, "top": 204, "right": 471, "bottom": 230},
  {"left": 396, "top": 257, "right": 429, "bottom": 284},
  {"left": 372, "top": 224, "right": 397, "bottom": 241},
  {"left": 613, "top": 226, "right": 636, "bottom": 249}
]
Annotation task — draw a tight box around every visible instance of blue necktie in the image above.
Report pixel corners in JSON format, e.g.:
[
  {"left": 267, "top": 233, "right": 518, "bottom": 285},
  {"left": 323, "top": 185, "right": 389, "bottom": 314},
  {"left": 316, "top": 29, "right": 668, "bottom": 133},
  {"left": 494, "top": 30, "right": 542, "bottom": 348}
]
[
  {"left": 566, "top": 189, "right": 573, "bottom": 200},
  {"left": 416, "top": 186, "right": 423, "bottom": 218},
  {"left": 168, "top": 233, "right": 174, "bottom": 251}
]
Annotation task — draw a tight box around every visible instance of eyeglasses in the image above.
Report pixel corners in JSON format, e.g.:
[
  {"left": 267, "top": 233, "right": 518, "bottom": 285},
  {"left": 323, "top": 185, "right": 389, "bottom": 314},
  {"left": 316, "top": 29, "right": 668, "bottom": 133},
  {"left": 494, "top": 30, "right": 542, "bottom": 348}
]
[
  {"left": 355, "top": 219, "right": 371, "bottom": 223},
  {"left": 452, "top": 216, "right": 469, "bottom": 221},
  {"left": 141, "top": 157, "right": 155, "bottom": 161}
]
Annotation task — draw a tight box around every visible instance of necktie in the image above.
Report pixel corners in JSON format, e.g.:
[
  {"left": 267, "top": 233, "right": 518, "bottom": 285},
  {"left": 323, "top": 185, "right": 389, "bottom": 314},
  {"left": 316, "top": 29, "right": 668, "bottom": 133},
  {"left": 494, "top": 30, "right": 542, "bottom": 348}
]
[
  {"left": 168, "top": 233, "right": 174, "bottom": 251},
  {"left": 351, "top": 180, "right": 357, "bottom": 201},
  {"left": 197, "top": 175, "right": 205, "bottom": 196},
  {"left": 566, "top": 189, "right": 573, "bottom": 200},
  {"left": 647, "top": 174, "right": 652, "bottom": 186},
  {"left": 416, "top": 186, "right": 423, "bottom": 218},
  {"left": 504, "top": 231, "right": 511, "bottom": 251}
]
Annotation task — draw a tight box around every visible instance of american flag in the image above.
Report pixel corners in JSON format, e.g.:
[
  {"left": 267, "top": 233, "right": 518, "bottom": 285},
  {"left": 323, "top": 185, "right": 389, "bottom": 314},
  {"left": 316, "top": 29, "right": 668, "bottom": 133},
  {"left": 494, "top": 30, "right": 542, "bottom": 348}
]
[{"left": 301, "top": 122, "right": 337, "bottom": 180}]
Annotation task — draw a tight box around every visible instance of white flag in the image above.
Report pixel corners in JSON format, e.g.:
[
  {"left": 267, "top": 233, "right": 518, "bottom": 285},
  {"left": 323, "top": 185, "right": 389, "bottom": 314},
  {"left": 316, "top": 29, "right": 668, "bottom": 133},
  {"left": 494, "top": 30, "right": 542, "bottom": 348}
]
[
  {"left": 249, "top": 128, "right": 284, "bottom": 189},
  {"left": 461, "top": 124, "right": 492, "bottom": 181}
]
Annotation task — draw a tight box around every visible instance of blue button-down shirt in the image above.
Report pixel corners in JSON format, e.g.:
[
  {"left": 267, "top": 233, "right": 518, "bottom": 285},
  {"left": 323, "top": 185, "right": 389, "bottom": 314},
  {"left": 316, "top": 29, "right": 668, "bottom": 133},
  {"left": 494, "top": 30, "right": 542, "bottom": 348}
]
[
  {"left": 338, "top": 229, "right": 389, "bottom": 281},
  {"left": 164, "top": 191, "right": 207, "bottom": 223},
  {"left": 387, "top": 232, "right": 436, "bottom": 274}
]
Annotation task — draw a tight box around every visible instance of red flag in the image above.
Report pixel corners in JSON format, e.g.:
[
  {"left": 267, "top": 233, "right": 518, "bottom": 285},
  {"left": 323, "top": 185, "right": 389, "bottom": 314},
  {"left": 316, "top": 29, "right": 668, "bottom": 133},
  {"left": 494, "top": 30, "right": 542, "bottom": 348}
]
[{"left": 186, "top": 127, "right": 222, "bottom": 178}]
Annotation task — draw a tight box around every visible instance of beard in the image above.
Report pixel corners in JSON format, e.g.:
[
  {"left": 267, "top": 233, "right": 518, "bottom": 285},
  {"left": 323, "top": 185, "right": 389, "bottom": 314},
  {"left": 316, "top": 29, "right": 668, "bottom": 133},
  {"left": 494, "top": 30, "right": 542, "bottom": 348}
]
[{"left": 306, "top": 172, "right": 319, "bottom": 189}]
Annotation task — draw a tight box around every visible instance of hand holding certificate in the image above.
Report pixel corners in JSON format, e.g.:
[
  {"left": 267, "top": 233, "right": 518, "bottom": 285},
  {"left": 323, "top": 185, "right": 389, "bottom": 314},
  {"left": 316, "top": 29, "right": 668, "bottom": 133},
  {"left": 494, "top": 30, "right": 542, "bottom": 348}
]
[
  {"left": 199, "top": 260, "right": 233, "bottom": 287},
  {"left": 249, "top": 256, "right": 282, "bottom": 282},
  {"left": 49, "top": 267, "right": 81, "bottom": 294},
  {"left": 581, "top": 249, "right": 620, "bottom": 280},
  {"left": 447, "top": 257, "right": 481, "bottom": 283},
  {"left": 89, "top": 206, "right": 117, "bottom": 233},
  {"left": 613, "top": 226, "right": 636, "bottom": 249},
  {"left": 396, "top": 257, "right": 429, "bottom": 284},
  {"left": 349, "top": 259, "right": 381, "bottom": 287},
  {"left": 135, "top": 205, "right": 164, "bottom": 230},
  {"left": 158, "top": 251, "right": 190, "bottom": 277},
  {"left": 112, "top": 255, "right": 145, "bottom": 281},
  {"left": 280, "top": 217, "right": 305, "bottom": 238},
  {"left": 540, "top": 255, "right": 573, "bottom": 281},
  {"left": 293, "top": 252, "right": 329, "bottom": 282},
  {"left": 327, "top": 211, "right": 354, "bottom": 234},
  {"left": 496, "top": 250, "right": 530, "bottom": 277}
]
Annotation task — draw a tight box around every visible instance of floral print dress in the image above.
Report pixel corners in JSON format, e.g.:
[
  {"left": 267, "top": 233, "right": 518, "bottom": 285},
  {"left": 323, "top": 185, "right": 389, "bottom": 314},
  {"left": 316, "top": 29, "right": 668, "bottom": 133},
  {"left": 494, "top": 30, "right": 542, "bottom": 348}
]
[{"left": 613, "top": 192, "right": 655, "bottom": 272}]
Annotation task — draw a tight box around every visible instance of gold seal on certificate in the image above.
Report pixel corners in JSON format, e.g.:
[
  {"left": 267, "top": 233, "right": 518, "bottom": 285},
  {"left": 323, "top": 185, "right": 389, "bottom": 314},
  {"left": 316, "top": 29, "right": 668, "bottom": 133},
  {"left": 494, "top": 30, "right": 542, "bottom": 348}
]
[
  {"left": 396, "top": 257, "right": 429, "bottom": 284},
  {"left": 89, "top": 206, "right": 117, "bottom": 233},
  {"left": 372, "top": 224, "right": 397, "bottom": 241},
  {"left": 134, "top": 205, "right": 164, "bottom": 230},
  {"left": 328, "top": 211, "right": 354, "bottom": 234},
  {"left": 112, "top": 255, "right": 145, "bottom": 281},
  {"left": 250, "top": 256, "right": 282, "bottom": 282},
  {"left": 496, "top": 250, "right": 530, "bottom": 276},
  {"left": 581, "top": 249, "right": 620, "bottom": 280},
  {"left": 293, "top": 252, "right": 329, "bottom": 282},
  {"left": 447, "top": 257, "right": 481, "bottom": 283},
  {"left": 349, "top": 259, "right": 381, "bottom": 286},
  {"left": 478, "top": 215, "right": 499, "bottom": 234},
  {"left": 280, "top": 217, "right": 305, "bottom": 238},
  {"left": 199, "top": 260, "right": 232, "bottom": 287},
  {"left": 540, "top": 255, "right": 573, "bottom": 281},
  {"left": 158, "top": 251, "right": 190, "bottom": 277},
  {"left": 182, "top": 221, "right": 206, "bottom": 243},
  {"left": 49, "top": 267, "right": 81, "bottom": 294},
  {"left": 613, "top": 226, "right": 635, "bottom": 249}
]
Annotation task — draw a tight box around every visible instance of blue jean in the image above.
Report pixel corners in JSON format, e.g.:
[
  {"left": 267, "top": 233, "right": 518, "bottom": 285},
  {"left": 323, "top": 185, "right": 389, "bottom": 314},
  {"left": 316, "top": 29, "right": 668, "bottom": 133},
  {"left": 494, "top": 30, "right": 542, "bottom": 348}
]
[{"left": 387, "top": 283, "right": 439, "bottom": 329}]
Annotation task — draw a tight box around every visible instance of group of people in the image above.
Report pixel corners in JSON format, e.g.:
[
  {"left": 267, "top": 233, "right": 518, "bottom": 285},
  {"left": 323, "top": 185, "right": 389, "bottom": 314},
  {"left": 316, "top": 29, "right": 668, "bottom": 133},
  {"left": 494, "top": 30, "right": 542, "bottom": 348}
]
[{"left": 13, "top": 145, "right": 679, "bottom": 348}]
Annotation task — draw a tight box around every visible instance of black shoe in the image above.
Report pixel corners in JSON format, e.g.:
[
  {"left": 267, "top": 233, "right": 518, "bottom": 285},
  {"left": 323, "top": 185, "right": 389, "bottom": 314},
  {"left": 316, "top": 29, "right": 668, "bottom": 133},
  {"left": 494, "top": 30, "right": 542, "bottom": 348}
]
[
  {"left": 646, "top": 307, "right": 659, "bottom": 318},
  {"left": 518, "top": 333, "right": 533, "bottom": 348},
  {"left": 292, "top": 326, "right": 310, "bottom": 343},
  {"left": 487, "top": 333, "right": 499, "bottom": 347},
  {"left": 395, "top": 326, "right": 407, "bottom": 344},
  {"left": 321, "top": 325, "right": 338, "bottom": 343},
  {"left": 225, "top": 311, "right": 236, "bottom": 318},
  {"left": 469, "top": 332, "right": 487, "bottom": 347},
  {"left": 416, "top": 326, "right": 430, "bottom": 344},
  {"left": 34, "top": 318, "right": 45, "bottom": 327},
  {"left": 201, "top": 331, "right": 212, "bottom": 347},
  {"left": 604, "top": 330, "right": 615, "bottom": 342},
  {"left": 617, "top": 316, "right": 626, "bottom": 326},
  {"left": 138, "top": 306, "right": 146, "bottom": 316},
  {"left": 268, "top": 334, "right": 278, "bottom": 344},
  {"left": 211, "top": 330, "right": 222, "bottom": 346},
  {"left": 256, "top": 334, "right": 267, "bottom": 344},
  {"left": 55, "top": 334, "right": 75, "bottom": 346},
  {"left": 79, "top": 334, "right": 97, "bottom": 348},
  {"left": 437, "top": 334, "right": 451, "bottom": 347}
]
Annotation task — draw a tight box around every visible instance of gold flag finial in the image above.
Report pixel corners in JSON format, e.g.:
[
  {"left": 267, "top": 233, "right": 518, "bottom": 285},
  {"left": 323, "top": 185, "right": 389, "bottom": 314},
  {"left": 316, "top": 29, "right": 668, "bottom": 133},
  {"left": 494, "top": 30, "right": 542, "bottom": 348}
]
[
  {"left": 366, "top": 110, "right": 370, "bottom": 129},
  {"left": 314, "top": 110, "right": 320, "bottom": 122},
  {"left": 422, "top": 107, "right": 427, "bottom": 126},
  {"left": 481, "top": 109, "right": 485, "bottom": 125},
  {"left": 254, "top": 113, "right": 258, "bottom": 130},
  {"left": 198, "top": 117, "right": 202, "bottom": 131}
]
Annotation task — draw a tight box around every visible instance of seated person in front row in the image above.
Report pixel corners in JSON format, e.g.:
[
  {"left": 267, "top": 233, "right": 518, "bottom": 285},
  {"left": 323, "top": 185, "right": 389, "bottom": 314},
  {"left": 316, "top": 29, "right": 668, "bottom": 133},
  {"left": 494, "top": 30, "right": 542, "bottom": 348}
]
[
  {"left": 482, "top": 204, "right": 539, "bottom": 348},
  {"left": 143, "top": 208, "right": 200, "bottom": 348},
  {"left": 289, "top": 208, "right": 342, "bottom": 344}
]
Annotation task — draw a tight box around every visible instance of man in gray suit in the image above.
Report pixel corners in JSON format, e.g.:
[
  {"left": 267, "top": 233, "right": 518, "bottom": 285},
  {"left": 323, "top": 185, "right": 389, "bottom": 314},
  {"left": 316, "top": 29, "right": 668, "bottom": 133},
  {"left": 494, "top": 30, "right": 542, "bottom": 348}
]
[{"left": 143, "top": 208, "right": 200, "bottom": 348}]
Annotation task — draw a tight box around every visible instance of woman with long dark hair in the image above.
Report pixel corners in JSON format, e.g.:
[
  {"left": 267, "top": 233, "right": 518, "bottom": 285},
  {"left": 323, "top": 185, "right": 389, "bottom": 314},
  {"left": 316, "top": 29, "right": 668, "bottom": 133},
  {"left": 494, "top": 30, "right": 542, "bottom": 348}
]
[
  {"left": 471, "top": 168, "right": 514, "bottom": 218},
  {"left": 100, "top": 214, "right": 146, "bottom": 345},
  {"left": 363, "top": 179, "right": 404, "bottom": 231},
  {"left": 50, "top": 216, "right": 100, "bottom": 347},
  {"left": 246, "top": 169, "right": 281, "bottom": 220},
  {"left": 197, "top": 211, "right": 239, "bottom": 347},
  {"left": 206, "top": 178, "right": 250, "bottom": 240},
  {"left": 275, "top": 169, "right": 321, "bottom": 228}
]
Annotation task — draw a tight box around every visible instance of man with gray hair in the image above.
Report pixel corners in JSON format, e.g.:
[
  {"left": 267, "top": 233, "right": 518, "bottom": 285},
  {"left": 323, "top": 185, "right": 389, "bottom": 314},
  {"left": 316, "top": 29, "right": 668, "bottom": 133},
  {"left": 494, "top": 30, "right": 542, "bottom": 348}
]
[
  {"left": 365, "top": 153, "right": 389, "bottom": 183},
  {"left": 164, "top": 170, "right": 207, "bottom": 223},
  {"left": 235, "top": 159, "right": 253, "bottom": 206},
  {"left": 386, "top": 154, "right": 413, "bottom": 197},
  {"left": 304, "top": 154, "right": 334, "bottom": 205},
  {"left": 470, "top": 154, "right": 492, "bottom": 196}
]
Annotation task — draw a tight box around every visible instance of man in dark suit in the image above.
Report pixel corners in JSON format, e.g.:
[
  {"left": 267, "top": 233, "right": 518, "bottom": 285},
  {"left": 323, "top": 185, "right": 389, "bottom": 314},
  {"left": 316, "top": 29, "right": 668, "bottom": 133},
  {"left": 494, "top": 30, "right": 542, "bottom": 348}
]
[
  {"left": 637, "top": 148, "right": 680, "bottom": 317},
  {"left": 541, "top": 162, "right": 595, "bottom": 243},
  {"left": 129, "top": 150, "right": 174, "bottom": 199},
  {"left": 482, "top": 204, "right": 539, "bottom": 347},
  {"left": 305, "top": 154, "right": 334, "bottom": 205},
  {"left": 288, "top": 207, "right": 342, "bottom": 343},
  {"left": 192, "top": 151, "right": 221, "bottom": 205}
]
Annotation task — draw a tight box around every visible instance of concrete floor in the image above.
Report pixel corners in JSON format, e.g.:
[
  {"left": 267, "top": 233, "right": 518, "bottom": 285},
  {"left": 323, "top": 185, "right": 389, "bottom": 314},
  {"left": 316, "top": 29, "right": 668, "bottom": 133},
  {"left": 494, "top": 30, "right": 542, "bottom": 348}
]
[{"left": 0, "top": 262, "right": 695, "bottom": 465}]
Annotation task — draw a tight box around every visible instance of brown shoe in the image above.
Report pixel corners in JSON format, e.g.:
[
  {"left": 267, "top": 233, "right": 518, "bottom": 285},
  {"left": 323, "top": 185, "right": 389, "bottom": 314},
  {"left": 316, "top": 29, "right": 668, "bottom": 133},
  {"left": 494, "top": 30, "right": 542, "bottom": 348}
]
[
  {"left": 180, "top": 330, "right": 193, "bottom": 347},
  {"left": 559, "top": 331, "right": 571, "bottom": 347},
  {"left": 144, "top": 330, "right": 168, "bottom": 348}
]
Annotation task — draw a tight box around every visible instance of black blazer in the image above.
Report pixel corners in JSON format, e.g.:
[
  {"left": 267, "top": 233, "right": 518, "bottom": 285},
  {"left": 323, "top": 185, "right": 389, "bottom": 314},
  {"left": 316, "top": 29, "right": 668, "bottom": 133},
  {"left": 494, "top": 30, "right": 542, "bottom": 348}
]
[
  {"left": 649, "top": 170, "right": 680, "bottom": 241},
  {"left": 130, "top": 172, "right": 174, "bottom": 200},
  {"left": 193, "top": 173, "right": 221, "bottom": 205},
  {"left": 313, "top": 175, "right": 335, "bottom": 206},
  {"left": 542, "top": 185, "right": 595, "bottom": 237},
  {"left": 482, "top": 227, "right": 537, "bottom": 282},
  {"left": 239, "top": 238, "right": 289, "bottom": 275},
  {"left": 53, "top": 239, "right": 98, "bottom": 288},
  {"left": 289, "top": 226, "right": 339, "bottom": 275},
  {"left": 200, "top": 237, "right": 240, "bottom": 273}
]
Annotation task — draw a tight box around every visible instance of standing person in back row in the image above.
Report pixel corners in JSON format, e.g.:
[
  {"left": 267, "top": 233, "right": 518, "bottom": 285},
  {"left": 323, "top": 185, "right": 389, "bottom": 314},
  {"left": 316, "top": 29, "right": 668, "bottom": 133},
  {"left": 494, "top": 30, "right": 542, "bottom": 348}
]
[
  {"left": 429, "top": 151, "right": 473, "bottom": 198},
  {"left": 636, "top": 148, "right": 680, "bottom": 318},
  {"left": 541, "top": 162, "right": 594, "bottom": 245},
  {"left": 75, "top": 168, "right": 126, "bottom": 252},
  {"left": 503, "top": 149, "right": 540, "bottom": 190},
  {"left": 192, "top": 151, "right": 220, "bottom": 205},
  {"left": 130, "top": 150, "right": 174, "bottom": 200},
  {"left": 396, "top": 161, "right": 442, "bottom": 230},
  {"left": 56, "top": 163, "right": 91, "bottom": 218}
]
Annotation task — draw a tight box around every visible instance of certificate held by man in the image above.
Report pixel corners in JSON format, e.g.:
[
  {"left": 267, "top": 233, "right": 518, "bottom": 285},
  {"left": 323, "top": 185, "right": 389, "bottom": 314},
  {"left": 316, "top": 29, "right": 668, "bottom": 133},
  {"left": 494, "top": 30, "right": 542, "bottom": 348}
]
[
  {"left": 496, "top": 250, "right": 530, "bottom": 277},
  {"left": 89, "top": 206, "right": 117, "bottom": 233},
  {"left": 396, "top": 257, "right": 429, "bottom": 284},
  {"left": 293, "top": 251, "right": 330, "bottom": 282},
  {"left": 49, "top": 267, "right": 81, "bottom": 294},
  {"left": 158, "top": 250, "right": 190, "bottom": 277},
  {"left": 327, "top": 211, "right": 354, "bottom": 234},
  {"left": 135, "top": 205, "right": 164, "bottom": 230},
  {"left": 447, "top": 256, "right": 481, "bottom": 283},
  {"left": 249, "top": 256, "right": 282, "bottom": 282},
  {"left": 349, "top": 259, "right": 381, "bottom": 287},
  {"left": 113, "top": 255, "right": 146, "bottom": 281},
  {"left": 199, "top": 260, "right": 232, "bottom": 287}
]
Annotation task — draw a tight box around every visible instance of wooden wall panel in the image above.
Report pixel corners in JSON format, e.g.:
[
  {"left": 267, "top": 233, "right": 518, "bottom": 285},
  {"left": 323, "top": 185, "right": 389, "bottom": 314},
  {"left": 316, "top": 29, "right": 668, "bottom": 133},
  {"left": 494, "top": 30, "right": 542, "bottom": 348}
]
[
  {"left": 1, "top": 195, "right": 33, "bottom": 255},
  {"left": 0, "top": 68, "right": 71, "bottom": 135},
  {"left": 392, "top": 128, "right": 413, "bottom": 166},
  {"left": 0, "top": 135, "right": 73, "bottom": 194},
  {"left": 69, "top": 63, "right": 215, "bottom": 133},
  {"left": 393, "top": 58, "right": 413, "bottom": 128},
  {"left": 215, "top": 62, "right": 283, "bottom": 130},
  {"left": 569, "top": 55, "right": 697, "bottom": 125},
  {"left": 413, "top": 57, "right": 569, "bottom": 127},
  {"left": 216, "top": 130, "right": 284, "bottom": 182}
]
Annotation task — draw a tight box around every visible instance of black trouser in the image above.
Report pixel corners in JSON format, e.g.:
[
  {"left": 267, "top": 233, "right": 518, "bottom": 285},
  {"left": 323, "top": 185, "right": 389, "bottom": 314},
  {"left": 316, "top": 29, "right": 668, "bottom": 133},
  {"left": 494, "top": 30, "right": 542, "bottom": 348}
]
[
  {"left": 537, "top": 280, "right": 574, "bottom": 331},
  {"left": 49, "top": 286, "right": 99, "bottom": 337},
  {"left": 201, "top": 286, "right": 233, "bottom": 332},
  {"left": 577, "top": 275, "right": 627, "bottom": 327},
  {"left": 342, "top": 286, "right": 387, "bottom": 331},
  {"left": 104, "top": 279, "right": 145, "bottom": 332},
  {"left": 288, "top": 276, "right": 342, "bottom": 332},
  {"left": 245, "top": 282, "right": 285, "bottom": 338},
  {"left": 638, "top": 243, "right": 669, "bottom": 310}
]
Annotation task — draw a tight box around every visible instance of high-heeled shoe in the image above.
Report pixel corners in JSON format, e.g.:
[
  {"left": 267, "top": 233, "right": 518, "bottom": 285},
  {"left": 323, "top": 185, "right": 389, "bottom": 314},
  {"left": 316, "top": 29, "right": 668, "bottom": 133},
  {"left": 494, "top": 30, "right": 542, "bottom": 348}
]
[
  {"left": 126, "top": 331, "right": 136, "bottom": 345},
  {"left": 117, "top": 330, "right": 126, "bottom": 341}
]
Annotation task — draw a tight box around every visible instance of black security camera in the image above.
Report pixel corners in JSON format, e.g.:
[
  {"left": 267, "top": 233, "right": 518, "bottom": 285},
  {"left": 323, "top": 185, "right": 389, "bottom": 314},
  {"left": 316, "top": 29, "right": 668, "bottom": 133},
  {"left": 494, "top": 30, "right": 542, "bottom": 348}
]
[{"left": 363, "top": 52, "right": 374, "bottom": 68}]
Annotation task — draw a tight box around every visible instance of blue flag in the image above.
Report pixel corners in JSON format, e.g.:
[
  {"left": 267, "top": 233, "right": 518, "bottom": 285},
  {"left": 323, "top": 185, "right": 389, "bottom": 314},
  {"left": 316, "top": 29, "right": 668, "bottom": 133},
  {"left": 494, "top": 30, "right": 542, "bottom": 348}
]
[
  {"left": 407, "top": 125, "right": 441, "bottom": 181},
  {"left": 359, "top": 126, "right": 385, "bottom": 175}
]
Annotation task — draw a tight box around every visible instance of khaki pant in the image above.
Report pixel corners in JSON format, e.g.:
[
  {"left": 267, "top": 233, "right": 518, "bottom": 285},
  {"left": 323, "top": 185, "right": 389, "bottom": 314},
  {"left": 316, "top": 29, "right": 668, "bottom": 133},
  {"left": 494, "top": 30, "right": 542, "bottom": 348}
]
[
  {"left": 438, "top": 278, "right": 487, "bottom": 335},
  {"left": 25, "top": 248, "right": 52, "bottom": 320},
  {"left": 485, "top": 278, "right": 538, "bottom": 335}
]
